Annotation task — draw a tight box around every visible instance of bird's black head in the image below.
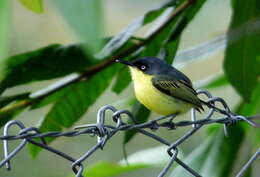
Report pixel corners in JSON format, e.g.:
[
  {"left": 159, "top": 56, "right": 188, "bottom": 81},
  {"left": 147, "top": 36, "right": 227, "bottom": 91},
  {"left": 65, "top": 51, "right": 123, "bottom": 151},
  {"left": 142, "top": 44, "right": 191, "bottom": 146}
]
[{"left": 116, "top": 57, "right": 169, "bottom": 75}]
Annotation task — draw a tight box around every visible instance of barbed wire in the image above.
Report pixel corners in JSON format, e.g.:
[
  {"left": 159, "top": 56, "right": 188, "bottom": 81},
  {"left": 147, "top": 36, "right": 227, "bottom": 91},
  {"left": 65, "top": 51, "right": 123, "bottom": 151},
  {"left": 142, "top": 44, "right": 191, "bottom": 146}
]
[{"left": 0, "top": 90, "right": 259, "bottom": 177}]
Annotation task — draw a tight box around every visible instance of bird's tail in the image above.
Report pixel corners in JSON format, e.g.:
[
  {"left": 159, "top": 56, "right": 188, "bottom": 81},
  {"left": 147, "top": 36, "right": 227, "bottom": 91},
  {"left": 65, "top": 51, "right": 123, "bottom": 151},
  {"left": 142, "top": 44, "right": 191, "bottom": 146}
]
[{"left": 199, "top": 99, "right": 229, "bottom": 115}]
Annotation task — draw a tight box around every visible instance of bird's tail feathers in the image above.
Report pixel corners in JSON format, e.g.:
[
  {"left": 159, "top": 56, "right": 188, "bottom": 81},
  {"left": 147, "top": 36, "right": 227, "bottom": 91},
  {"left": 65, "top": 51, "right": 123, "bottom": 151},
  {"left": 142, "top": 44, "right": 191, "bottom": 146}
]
[{"left": 199, "top": 99, "right": 228, "bottom": 115}]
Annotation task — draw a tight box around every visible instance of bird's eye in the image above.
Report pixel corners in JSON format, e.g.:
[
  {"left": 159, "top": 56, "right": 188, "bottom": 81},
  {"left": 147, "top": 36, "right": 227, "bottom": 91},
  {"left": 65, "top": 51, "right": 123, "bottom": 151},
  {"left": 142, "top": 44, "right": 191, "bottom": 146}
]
[{"left": 140, "top": 65, "right": 146, "bottom": 71}]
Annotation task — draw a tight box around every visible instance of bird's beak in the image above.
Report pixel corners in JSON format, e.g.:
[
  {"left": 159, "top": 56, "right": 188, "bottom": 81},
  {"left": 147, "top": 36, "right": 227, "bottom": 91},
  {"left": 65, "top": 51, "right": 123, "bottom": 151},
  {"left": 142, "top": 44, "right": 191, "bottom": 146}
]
[{"left": 115, "top": 59, "right": 134, "bottom": 67}]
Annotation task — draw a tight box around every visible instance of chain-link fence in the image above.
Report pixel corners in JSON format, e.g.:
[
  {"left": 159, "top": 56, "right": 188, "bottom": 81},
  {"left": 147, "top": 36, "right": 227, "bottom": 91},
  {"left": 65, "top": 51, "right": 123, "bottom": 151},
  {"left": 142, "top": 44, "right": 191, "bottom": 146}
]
[{"left": 0, "top": 90, "right": 259, "bottom": 177}]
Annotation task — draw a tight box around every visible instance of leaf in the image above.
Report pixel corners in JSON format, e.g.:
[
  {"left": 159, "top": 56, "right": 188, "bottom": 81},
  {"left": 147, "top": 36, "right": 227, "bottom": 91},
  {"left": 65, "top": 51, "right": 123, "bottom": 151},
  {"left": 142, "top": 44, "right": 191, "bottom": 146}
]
[
  {"left": 84, "top": 161, "right": 148, "bottom": 177},
  {"left": 164, "top": 36, "right": 181, "bottom": 64},
  {"left": 141, "top": 0, "right": 207, "bottom": 60},
  {"left": 236, "top": 85, "right": 260, "bottom": 116},
  {"left": 236, "top": 85, "right": 260, "bottom": 148},
  {"left": 110, "top": 97, "right": 136, "bottom": 110},
  {"left": 139, "top": 14, "right": 182, "bottom": 58},
  {"left": 194, "top": 75, "right": 229, "bottom": 89},
  {"left": 199, "top": 127, "right": 244, "bottom": 177},
  {"left": 163, "top": 0, "right": 208, "bottom": 64},
  {"left": 29, "top": 65, "right": 120, "bottom": 157},
  {"left": 30, "top": 85, "right": 71, "bottom": 109},
  {"left": 79, "top": 161, "right": 149, "bottom": 177},
  {"left": 119, "top": 145, "right": 173, "bottom": 166},
  {"left": 224, "top": 0, "right": 260, "bottom": 102},
  {"left": 96, "top": 1, "right": 178, "bottom": 59},
  {"left": 111, "top": 40, "right": 139, "bottom": 95},
  {"left": 18, "top": 0, "right": 43, "bottom": 14},
  {"left": 170, "top": 136, "right": 214, "bottom": 176},
  {"left": 171, "top": 126, "right": 245, "bottom": 177},
  {"left": 163, "top": 15, "right": 188, "bottom": 64},
  {"left": 0, "top": 0, "right": 10, "bottom": 80},
  {"left": 0, "top": 44, "right": 94, "bottom": 93},
  {"left": 112, "top": 68, "right": 132, "bottom": 94},
  {"left": 123, "top": 101, "right": 150, "bottom": 144},
  {"left": 53, "top": 0, "right": 103, "bottom": 55}
]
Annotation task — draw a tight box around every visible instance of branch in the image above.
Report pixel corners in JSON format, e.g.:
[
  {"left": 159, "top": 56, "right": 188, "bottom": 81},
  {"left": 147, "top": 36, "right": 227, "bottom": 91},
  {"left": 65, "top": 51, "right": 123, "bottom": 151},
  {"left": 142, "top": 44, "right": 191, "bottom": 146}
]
[{"left": 0, "top": 0, "right": 196, "bottom": 117}]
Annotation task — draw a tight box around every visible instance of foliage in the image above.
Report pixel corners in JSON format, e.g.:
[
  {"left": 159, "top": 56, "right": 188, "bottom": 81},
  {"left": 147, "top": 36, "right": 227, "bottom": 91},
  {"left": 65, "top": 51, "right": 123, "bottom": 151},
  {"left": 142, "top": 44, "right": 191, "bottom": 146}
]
[
  {"left": 53, "top": 0, "right": 104, "bottom": 55},
  {"left": 18, "top": 0, "right": 43, "bottom": 14},
  {"left": 224, "top": 0, "right": 260, "bottom": 102},
  {"left": 0, "top": 0, "right": 259, "bottom": 176},
  {"left": 170, "top": 126, "right": 244, "bottom": 177},
  {"left": 79, "top": 161, "right": 149, "bottom": 177}
]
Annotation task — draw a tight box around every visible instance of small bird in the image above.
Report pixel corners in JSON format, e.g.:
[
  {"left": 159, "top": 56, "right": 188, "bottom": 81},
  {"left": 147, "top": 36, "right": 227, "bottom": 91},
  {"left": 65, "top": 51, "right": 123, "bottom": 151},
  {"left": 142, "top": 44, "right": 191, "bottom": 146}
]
[{"left": 116, "top": 57, "right": 204, "bottom": 116}]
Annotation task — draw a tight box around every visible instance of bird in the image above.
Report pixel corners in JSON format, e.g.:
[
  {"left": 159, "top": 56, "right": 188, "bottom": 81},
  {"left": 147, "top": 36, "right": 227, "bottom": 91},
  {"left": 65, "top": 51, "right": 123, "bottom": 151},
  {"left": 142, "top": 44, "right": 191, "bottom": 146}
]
[{"left": 116, "top": 57, "right": 204, "bottom": 116}]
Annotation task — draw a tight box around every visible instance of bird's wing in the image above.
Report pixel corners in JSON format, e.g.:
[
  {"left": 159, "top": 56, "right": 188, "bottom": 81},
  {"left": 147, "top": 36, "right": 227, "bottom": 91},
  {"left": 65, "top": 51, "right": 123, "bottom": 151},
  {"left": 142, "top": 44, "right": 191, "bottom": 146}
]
[{"left": 151, "top": 75, "right": 203, "bottom": 111}]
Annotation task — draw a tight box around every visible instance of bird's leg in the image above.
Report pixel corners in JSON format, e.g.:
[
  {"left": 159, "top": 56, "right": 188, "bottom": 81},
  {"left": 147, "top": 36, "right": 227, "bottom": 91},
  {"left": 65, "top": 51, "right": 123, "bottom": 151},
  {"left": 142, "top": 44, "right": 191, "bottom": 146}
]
[
  {"left": 156, "top": 113, "right": 179, "bottom": 129},
  {"left": 154, "top": 113, "right": 179, "bottom": 122}
]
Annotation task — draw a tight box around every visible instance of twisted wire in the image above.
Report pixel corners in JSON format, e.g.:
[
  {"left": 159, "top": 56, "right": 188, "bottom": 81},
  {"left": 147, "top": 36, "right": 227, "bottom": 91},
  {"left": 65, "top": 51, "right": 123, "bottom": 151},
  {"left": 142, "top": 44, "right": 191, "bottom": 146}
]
[{"left": 0, "top": 90, "right": 259, "bottom": 177}]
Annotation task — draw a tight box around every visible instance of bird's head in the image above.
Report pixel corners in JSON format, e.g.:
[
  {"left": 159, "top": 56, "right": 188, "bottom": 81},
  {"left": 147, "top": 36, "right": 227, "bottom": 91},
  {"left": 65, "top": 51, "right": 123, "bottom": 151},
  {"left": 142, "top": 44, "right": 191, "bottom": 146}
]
[
  {"left": 116, "top": 57, "right": 168, "bottom": 76},
  {"left": 116, "top": 56, "right": 192, "bottom": 86}
]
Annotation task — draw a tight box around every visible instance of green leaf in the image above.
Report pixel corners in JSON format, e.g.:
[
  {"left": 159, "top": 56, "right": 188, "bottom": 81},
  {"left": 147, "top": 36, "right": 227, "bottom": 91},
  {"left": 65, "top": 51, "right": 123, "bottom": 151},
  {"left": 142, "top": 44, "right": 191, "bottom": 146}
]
[
  {"left": 235, "top": 85, "right": 260, "bottom": 148},
  {"left": 164, "top": 36, "right": 181, "bottom": 64},
  {"left": 0, "top": 44, "right": 94, "bottom": 93},
  {"left": 199, "top": 127, "right": 244, "bottom": 177},
  {"left": 30, "top": 85, "right": 70, "bottom": 109},
  {"left": 139, "top": 15, "right": 183, "bottom": 58},
  {"left": 110, "top": 97, "right": 136, "bottom": 110},
  {"left": 170, "top": 136, "right": 214, "bottom": 176},
  {"left": 124, "top": 101, "right": 150, "bottom": 144},
  {"left": 120, "top": 145, "right": 175, "bottom": 165},
  {"left": 141, "top": 0, "right": 207, "bottom": 61},
  {"left": 171, "top": 126, "right": 245, "bottom": 177},
  {"left": 164, "top": 0, "right": 208, "bottom": 64},
  {"left": 18, "top": 0, "right": 43, "bottom": 14},
  {"left": 112, "top": 68, "right": 132, "bottom": 94},
  {"left": 203, "top": 75, "right": 229, "bottom": 89},
  {"left": 0, "top": 0, "right": 10, "bottom": 80},
  {"left": 162, "top": 15, "right": 188, "bottom": 64},
  {"left": 53, "top": 0, "right": 103, "bottom": 55},
  {"left": 29, "top": 65, "right": 119, "bottom": 157},
  {"left": 236, "top": 85, "right": 260, "bottom": 116},
  {"left": 195, "top": 75, "right": 229, "bottom": 89},
  {"left": 224, "top": 0, "right": 260, "bottom": 102},
  {"left": 79, "top": 161, "right": 149, "bottom": 177},
  {"left": 97, "top": 1, "right": 178, "bottom": 59},
  {"left": 111, "top": 40, "right": 139, "bottom": 95}
]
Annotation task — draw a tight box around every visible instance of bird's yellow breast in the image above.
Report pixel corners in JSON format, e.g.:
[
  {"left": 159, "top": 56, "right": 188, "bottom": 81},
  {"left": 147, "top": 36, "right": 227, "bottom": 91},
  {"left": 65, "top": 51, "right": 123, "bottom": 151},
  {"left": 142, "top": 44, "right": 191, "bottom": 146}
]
[{"left": 129, "top": 67, "right": 191, "bottom": 115}]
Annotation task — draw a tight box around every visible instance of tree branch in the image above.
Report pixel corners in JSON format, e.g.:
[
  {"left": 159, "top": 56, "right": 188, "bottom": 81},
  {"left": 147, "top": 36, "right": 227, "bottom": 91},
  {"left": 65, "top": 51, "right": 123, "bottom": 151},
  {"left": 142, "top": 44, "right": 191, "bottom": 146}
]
[{"left": 0, "top": 0, "right": 196, "bottom": 116}]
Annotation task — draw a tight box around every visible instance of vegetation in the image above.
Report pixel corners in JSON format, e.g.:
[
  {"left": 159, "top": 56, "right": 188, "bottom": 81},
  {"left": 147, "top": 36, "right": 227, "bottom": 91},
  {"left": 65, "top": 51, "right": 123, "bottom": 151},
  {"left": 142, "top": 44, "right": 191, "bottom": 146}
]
[{"left": 0, "top": 0, "right": 259, "bottom": 176}]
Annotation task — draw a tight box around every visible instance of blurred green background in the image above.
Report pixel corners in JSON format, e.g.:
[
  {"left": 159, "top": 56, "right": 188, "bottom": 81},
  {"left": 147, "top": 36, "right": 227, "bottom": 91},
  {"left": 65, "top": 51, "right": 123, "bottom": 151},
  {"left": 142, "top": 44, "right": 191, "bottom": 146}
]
[{"left": 0, "top": 0, "right": 259, "bottom": 177}]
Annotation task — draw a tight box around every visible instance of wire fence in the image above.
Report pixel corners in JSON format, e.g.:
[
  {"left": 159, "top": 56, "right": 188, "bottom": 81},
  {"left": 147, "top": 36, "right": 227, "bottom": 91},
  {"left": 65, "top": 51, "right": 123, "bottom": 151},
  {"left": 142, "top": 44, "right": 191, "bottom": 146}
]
[{"left": 0, "top": 90, "right": 259, "bottom": 177}]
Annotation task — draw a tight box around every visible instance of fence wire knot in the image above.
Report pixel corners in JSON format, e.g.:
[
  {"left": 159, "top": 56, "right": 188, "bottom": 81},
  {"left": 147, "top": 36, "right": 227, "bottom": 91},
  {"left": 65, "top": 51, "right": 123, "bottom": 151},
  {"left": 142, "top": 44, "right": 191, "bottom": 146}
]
[{"left": 0, "top": 90, "right": 259, "bottom": 177}]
